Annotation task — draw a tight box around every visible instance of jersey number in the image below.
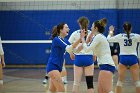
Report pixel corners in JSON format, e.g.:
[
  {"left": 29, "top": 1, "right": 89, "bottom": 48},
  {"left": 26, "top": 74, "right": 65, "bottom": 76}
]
[{"left": 124, "top": 39, "right": 132, "bottom": 46}]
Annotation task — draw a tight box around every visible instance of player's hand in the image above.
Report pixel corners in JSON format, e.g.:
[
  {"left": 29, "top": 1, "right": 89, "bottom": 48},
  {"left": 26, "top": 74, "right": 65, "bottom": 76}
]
[
  {"left": 86, "top": 32, "right": 94, "bottom": 44},
  {"left": 77, "top": 45, "right": 83, "bottom": 52},
  {"left": 70, "top": 53, "right": 75, "bottom": 60},
  {"left": 1, "top": 62, "right": 5, "bottom": 68},
  {"left": 109, "top": 25, "right": 115, "bottom": 31},
  {"left": 109, "top": 25, "right": 115, "bottom": 36}
]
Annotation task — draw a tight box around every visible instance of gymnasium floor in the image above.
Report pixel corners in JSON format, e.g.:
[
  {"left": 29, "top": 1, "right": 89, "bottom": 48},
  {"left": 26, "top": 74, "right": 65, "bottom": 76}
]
[{"left": 0, "top": 67, "right": 138, "bottom": 93}]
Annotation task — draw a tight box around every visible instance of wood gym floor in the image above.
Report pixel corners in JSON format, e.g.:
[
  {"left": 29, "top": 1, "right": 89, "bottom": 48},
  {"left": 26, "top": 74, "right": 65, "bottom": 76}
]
[{"left": 0, "top": 67, "right": 138, "bottom": 93}]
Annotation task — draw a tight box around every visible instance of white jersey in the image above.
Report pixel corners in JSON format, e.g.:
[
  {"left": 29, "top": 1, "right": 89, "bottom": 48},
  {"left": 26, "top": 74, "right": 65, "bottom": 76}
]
[
  {"left": 68, "top": 30, "right": 93, "bottom": 55},
  {"left": 107, "top": 33, "right": 140, "bottom": 56},
  {"left": 83, "top": 34, "right": 115, "bottom": 66}
]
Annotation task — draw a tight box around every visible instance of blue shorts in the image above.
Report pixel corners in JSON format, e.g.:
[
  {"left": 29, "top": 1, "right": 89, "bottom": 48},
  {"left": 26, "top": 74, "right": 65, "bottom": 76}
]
[
  {"left": 46, "top": 63, "right": 62, "bottom": 73},
  {"left": 74, "top": 55, "right": 94, "bottom": 67},
  {"left": 119, "top": 55, "right": 138, "bottom": 66},
  {"left": 99, "top": 64, "right": 116, "bottom": 74}
]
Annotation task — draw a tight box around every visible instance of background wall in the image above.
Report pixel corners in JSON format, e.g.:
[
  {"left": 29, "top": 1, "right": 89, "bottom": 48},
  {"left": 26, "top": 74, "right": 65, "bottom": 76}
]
[{"left": 0, "top": 0, "right": 140, "bottom": 65}]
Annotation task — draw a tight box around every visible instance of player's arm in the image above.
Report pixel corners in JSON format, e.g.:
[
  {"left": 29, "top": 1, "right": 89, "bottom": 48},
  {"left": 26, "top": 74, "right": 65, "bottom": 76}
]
[
  {"left": 56, "top": 30, "right": 84, "bottom": 53},
  {"left": 68, "top": 31, "right": 76, "bottom": 44},
  {"left": 86, "top": 31, "right": 94, "bottom": 44},
  {"left": 107, "top": 25, "right": 120, "bottom": 42},
  {"left": 135, "top": 34, "right": 140, "bottom": 42},
  {"left": 70, "top": 29, "right": 85, "bottom": 50},
  {"left": 107, "top": 34, "right": 121, "bottom": 42},
  {"left": 82, "top": 34, "right": 100, "bottom": 53},
  {"left": 68, "top": 32, "right": 76, "bottom": 60}
]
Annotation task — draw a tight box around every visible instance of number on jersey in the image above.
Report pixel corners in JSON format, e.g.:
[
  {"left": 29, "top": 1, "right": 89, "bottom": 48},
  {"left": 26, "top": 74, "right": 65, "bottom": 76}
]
[{"left": 124, "top": 39, "right": 132, "bottom": 46}]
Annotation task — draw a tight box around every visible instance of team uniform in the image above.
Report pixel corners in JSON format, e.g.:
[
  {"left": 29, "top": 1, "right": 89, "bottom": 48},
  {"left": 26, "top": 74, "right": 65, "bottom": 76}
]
[
  {"left": 0, "top": 37, "right": 4, "bottom": 64},
  {"left": 83, "top": 34, "right": 116, "bottom": 73},
  {"left": 68, "top": 30, "right": 94, "bottom": 67},
  {"left": 109, "top": 42, "right": 119, "bottom": 56},
  {"left": 47, "top": 36, "right": 72, "bottom": 73},
  {"left": 107, "top": 33, "right": 140, "bottom": 66}
]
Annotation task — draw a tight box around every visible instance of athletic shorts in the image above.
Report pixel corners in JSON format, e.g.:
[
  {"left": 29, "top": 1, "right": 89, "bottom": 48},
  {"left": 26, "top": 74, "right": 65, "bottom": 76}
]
[
  {"left": 74, "top": 55, "right": 94, "bottom": 67},
  {"left": 111, "top": 49, "right": 118, "bottom": 56},
  {"left": 47, "top": 63, "right": 62, "bottom": 73},
  {"left": 99, "top": 64, "right": 116, "bottom": 74},
  {"left": 119, "top": 55, "right": 138, "bottom": 66}
]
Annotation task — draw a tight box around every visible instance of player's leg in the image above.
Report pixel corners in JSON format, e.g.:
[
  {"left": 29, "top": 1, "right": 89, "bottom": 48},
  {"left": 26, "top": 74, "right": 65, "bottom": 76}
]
[
  {"left": 0, "top": 63, "right": 3, "bottom": 85},
  {"left": 61, "top": 60, "right": 68, "bottom": 84},
  {"left": 43, "top": 63, "right": 49, "bottom": 84},
  {"left": 112, "top": 55, "right": 118, "bottom": 70},
  {"left": 48, "top": 70, "right": 65, "bottom": 92},
  {"left": 48, "top": 78, "right": 56, "bottom": 92},
  {"left": 130, "top": 63, "right": 140, "bottom": 93},
  {"left": 98, "top": 64, "right": 115, "bottom": 93},
  {"left": 98, "top": 70, "right": 113, "bottom": 93},
  {"left": 72, "top": 65, "right": 83, "bottom": 93},
  {"left": 43, "top": 74, "right": 49, "bottom": 84},
  {"left": 115, "top": 63, "right": 127, "bottom": 93},
  {"left": 84, "top": 64, "right": 94, "bottom": 93}
]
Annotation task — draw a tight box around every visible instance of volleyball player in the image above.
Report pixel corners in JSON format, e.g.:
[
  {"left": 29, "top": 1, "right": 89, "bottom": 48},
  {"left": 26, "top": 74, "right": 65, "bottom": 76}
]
[
  {"left": 46, "top": 23, "right": 84, "bottom": 92},
  {"left": 0, "top": 36, "right": 5, "bottom": 85},
  {"left": 108, "top": 25, "right": 119, "bottom": 69},
  {"left": 82, "top": 19, "right": 116, "bottom": 93},
  {"left": 107, "top": 22, "right": 140, "bottom": 93},
  {"left": 69, "top": 16, "right": 94, "bottom": 93}
]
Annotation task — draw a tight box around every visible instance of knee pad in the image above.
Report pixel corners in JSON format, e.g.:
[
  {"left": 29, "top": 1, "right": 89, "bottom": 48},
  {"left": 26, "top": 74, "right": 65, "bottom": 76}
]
[
  {"left": 108, "top": 91, "right": 114, "bottom": 93},
  {"left": 116, "top": 80, "right": 123, "bottom": 87},
  {"left": 86, "top": 76, "right": 94, "bottom": 89},
  {"left": 73, "top": 80, "right": 80, "bottom": 86},
  {"left": 135, "top": 81, "right": 140, "bottom": 87}
]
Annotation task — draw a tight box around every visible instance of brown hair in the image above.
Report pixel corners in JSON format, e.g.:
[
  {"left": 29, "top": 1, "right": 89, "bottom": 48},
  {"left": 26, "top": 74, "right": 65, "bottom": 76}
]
[
  {"left": 100, "top": 18, "right": 107, "bottom": 27},
  {"left": 51, "top": 23, "right": 65, "bottom": 39},
  {"left": 123, "top": 22, "right": 131, "bottom": 39},
  {"left": 94, "top": 18, "right": 107, "bottom": 33},
  {"left": 78, "top": 16, "right": 89, "bottom": 31}
]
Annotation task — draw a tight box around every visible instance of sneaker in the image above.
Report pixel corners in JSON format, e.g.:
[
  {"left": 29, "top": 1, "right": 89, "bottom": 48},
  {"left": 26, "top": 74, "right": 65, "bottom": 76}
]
[{"left": 43, "top": 79, "right": 48, "bottom": 84}]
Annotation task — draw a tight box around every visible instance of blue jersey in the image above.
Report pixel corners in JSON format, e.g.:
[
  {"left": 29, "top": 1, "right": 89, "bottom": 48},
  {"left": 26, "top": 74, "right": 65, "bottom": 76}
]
[{"left": 47, "top": 36, "right": 70, "bottom": 73}]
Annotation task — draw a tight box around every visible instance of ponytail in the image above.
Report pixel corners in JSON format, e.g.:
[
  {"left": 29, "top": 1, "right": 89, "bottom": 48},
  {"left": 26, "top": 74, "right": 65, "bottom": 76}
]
[
  {"left": 81, "top": 19, "right": 88, "bottom": 31},
  {"left": 123, "top": 22, "right": 131, "bottom": 39},
  {"left": 78, "top": 16, "right": 89, "bottom": 32},
  {"left": 51, "top": 26, "right": 58, "bottom": 39},
  {"left": 100, "top": 18, "right": 107, "bottom": 27},
  {"left": 126, "top": 30, "right": 130, "bottom": 39},
  {"left": 94, "top": 18, "right": 107, "bottom": 33},
  {"left": 51, "top": 23, "right": 66, "bottom": 39}
]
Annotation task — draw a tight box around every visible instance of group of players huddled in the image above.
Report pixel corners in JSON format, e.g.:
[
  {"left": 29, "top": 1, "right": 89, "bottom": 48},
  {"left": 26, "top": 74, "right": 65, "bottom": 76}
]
[
  {"left": 43, "top": 16, "right": 140, "bottom": 93},
  {"left": 0, "top": 15, "right": 140, "bottom": 93}
]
